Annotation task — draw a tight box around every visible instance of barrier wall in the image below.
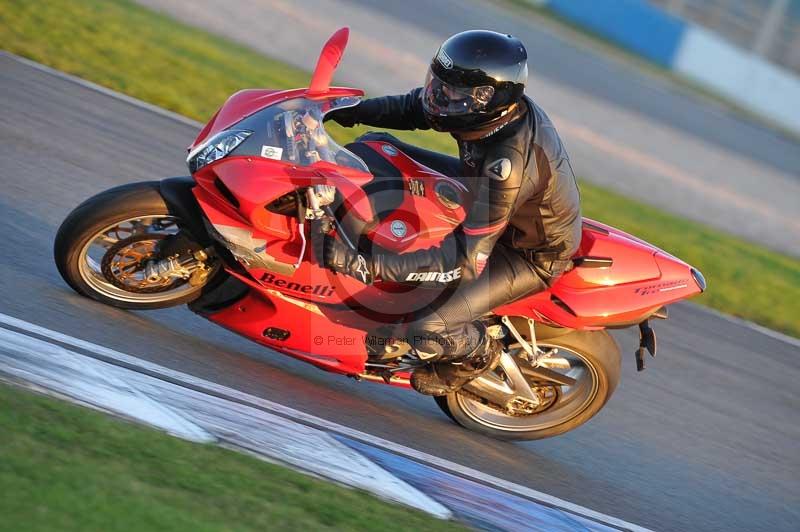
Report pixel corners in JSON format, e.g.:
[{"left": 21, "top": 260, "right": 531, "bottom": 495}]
[
  {"left": 547, "top": 0, "right": 687, "bottom": 67},
  {"left": 539, "top": 0, "right": 800, "bottom": 134},
  {"left": 674, "top": 26, "right": 800, "bottom": 133}
]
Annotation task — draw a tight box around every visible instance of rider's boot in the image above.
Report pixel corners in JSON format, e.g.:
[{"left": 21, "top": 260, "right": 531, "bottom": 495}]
[{"left": 411, "top": 325, "right": 503, "bottom": 396}]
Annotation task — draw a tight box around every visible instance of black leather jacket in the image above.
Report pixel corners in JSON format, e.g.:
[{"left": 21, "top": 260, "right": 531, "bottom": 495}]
[{"left": 337, "top": 88, "right": 582, "bottom": 284}]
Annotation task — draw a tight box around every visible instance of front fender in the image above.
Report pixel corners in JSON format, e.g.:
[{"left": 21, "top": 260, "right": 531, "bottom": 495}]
[{"left": 159, "top": 176, "right": 212, "bottom": 244}]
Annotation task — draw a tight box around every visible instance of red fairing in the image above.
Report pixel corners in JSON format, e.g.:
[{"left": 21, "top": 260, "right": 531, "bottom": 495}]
[
  {"left": 190, "top": 89, "right": 282, "bottom": 150},
  {"left": 190, "top": 87, "right": 364, "bottom": 151},
  {"left": 193, "top": 135, "right": 702, "bottom": 377},
  {"left": 495, "top": 222, "right": 701, "bottom": 328},
  {"left": 207, "top": 286, "right": 371, "bottom": 374},
  {"left": 185, "top": 28, "right": 704, "bottom": 383},
  {"left": 362, "top": 142, "right": 468, "bottom": 252}
]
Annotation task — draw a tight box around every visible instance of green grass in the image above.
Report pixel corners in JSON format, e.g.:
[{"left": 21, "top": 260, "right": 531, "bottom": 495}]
[
  {"left": 0, "top": 0, "right": 453, "bottom": 155},
  {"left": 1, "top": 0, "right": 798, "bottom": 337},
  {"left": 0, "top": 382, "right": 465, "bottom": 532}
]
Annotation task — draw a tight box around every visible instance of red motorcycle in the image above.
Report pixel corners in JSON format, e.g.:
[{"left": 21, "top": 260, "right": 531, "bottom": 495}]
[{"left": 54, "top": 28, "right": 705, "bottom": 440}]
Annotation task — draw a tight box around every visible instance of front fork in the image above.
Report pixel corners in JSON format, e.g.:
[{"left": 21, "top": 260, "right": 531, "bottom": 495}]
[{"left": 144, "top": 246, "right": 214, "bottom": 287}]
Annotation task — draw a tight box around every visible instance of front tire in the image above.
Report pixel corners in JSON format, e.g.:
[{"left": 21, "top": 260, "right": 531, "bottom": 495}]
[
  {"left": 435, "top": 330, "right": 621, "bottom": 441},
  {"left": 54, "top": 181, "right": 218, "bottom": 310}
]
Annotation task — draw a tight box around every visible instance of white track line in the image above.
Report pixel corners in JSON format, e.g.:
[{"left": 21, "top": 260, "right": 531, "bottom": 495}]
[
  {"left": 0, "top": 311, "right": 649, "bottom": 531},
  {"left": 3, "top": 50, "right": 795, "bottom": 349}
]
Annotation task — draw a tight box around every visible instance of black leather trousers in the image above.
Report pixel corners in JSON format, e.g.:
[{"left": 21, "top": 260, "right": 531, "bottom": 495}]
[
  {"left": 406, "top": 243, "right": 549, "bottom": 360},
  {"left": 356, "top": 132, "right": 553, "bottom": 362}
]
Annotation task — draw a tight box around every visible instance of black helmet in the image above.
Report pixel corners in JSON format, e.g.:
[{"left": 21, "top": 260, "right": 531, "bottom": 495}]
[{"left": 422, "top": 30, "right": 528, "bottom": 133}]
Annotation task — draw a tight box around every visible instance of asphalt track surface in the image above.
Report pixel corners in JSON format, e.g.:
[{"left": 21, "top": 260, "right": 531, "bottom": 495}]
[
  {"left": 136, "top": 0, "right": 800, "bottom": 257},
  {"left": 1, "top": 55, "right": 799, "bottom": 531}
]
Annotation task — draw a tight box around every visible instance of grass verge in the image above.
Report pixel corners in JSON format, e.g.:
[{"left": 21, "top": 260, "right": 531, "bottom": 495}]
[
  {"left": 1, "top": 0, "right": 798, "bottom": 337},
  {"left": 0, "top": 382, "right": 464, "bottom": 532}
]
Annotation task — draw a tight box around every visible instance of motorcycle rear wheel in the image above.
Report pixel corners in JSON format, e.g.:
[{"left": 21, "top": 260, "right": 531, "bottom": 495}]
[
  {"left": 435, "top": 330, "right": 621, "bottom": 441},
  {"left": 54, "top": 181, "right": 222, "bottom": 310}
]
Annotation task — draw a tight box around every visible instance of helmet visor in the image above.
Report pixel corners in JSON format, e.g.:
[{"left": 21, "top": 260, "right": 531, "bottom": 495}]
[{"left": 422, "top": 69, "right": 495, "bottom": 117}]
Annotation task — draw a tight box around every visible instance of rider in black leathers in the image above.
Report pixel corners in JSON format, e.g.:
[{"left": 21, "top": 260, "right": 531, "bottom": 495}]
[{"left": 321, "top": 30, "right": 582, "bottom": 396}]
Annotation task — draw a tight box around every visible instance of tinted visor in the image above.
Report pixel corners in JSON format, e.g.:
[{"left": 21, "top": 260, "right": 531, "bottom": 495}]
[{"left": 422, "top": 69, "right": 495, "bottom": 117}]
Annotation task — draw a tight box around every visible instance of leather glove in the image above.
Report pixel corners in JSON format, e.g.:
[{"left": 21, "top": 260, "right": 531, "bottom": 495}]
[
  {"left": 310, "top": 220, "right": 374, "bottom": 284},
  {"left": 323, "top": 104, "right": 360, "bottom": 128}
]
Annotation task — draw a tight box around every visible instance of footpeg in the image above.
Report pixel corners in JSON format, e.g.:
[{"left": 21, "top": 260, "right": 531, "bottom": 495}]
[{"left": 635, "top": 320, "right": 657, "bottom": 371}]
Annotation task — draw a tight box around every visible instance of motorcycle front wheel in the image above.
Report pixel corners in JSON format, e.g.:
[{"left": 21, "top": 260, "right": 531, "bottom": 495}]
[
  {"left": 54, "top": 181, "right": 222, "bottom": 310},
  {"left": 435, "top": 330, "right": 621, "bottom": 441}
]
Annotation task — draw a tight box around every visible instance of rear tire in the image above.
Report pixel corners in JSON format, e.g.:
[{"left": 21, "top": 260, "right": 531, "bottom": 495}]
[
  {"left": 435, "top": 330, "right": 621, "bottom": 441},
  {"left": 54, "top": 181, "right": 221, "bottom": 310}
]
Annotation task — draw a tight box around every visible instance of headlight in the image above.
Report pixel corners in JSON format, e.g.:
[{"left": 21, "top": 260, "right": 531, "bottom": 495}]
[{"left": 187, "top": 129, "right": 253, "bottom": 173}]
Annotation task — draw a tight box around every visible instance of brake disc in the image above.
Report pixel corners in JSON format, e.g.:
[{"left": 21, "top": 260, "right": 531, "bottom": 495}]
[{"left": 100, "top": 234, "right": 178, "bottom": 293}]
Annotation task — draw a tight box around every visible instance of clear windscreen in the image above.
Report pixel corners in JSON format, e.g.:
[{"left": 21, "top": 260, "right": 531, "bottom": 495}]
[{"left": 252, "top": 96, "right": 368, "bottom": 172}]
